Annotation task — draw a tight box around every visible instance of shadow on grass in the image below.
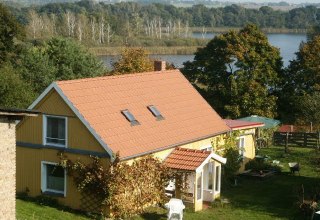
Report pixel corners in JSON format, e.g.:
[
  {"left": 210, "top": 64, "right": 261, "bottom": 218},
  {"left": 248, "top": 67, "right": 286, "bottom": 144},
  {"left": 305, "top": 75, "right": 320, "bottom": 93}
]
[
  {"left": 139, "top": 211, "right": 167, "bottom": 220},
  {"left": 222, "top": 172, "right": 320, "bottom": 219}
]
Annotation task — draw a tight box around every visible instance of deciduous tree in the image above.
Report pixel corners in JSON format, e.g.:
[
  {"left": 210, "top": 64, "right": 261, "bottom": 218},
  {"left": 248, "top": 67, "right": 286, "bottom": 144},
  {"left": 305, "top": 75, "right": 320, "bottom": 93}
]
[
  {"left": 0, "top": 3, "right": 25, "bottom": 64},
  {"left": 279, "top": 36, "right": 320, "bottom": 124},
  {"left": 0, "top": 64, "right": 36, "bottom": 108},
  {"left": 111, "top": 48, "right": 154, "bottom": 74},
  {"left": 182, "top": 24, "right": 282, "bottom": 119}
]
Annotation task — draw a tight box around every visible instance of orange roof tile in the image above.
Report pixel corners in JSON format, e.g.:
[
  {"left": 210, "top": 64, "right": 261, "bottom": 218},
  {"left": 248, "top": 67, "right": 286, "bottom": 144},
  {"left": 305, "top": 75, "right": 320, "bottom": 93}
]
[
  {"left": 164, "top": 147, "right": 211, "bottom": 171},
  {"left": 56, "top": 70, "right": 230, "bottom": 160}
]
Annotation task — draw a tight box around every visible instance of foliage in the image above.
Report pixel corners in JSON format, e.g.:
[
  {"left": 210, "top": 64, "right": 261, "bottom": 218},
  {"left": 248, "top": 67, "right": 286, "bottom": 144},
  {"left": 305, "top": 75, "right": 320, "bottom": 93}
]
[
  {"left": 0, "top": 3, "right": 25, "bottom": 64},
  {"left": 59, "top": 154, "right": 177, "bottom": 219},
  {"left": 111, "top": 48, "right": 154, "bottom": 74},
  {"left": 245, "top": 159, "right": 282, "bottom": 172},
  {"left": 44, "top": 37, "right": 106, "bottom": 80},
  {"left": 219, "top": 132, "right": 241, "bottom": 181},
  {"left": 183, "top": 24, "right": 282, "bottom": 118},
  {"left": 14, "top": 37, "right": 106, "bottom": 95},
  {"left": 15, "top": 44, "right": 57, "bottom": 94},
  {"left": 0, "top": 63, "right": 36, "bottom": 108},
  {"left": 285, "top": 36, "right": 320, "bottom": 95},
  {"left": 279, "top": 36, "right": 320, "bottom": 124},
  {"left": 295, "top": 93, "right": 320, "bottom": 126}
]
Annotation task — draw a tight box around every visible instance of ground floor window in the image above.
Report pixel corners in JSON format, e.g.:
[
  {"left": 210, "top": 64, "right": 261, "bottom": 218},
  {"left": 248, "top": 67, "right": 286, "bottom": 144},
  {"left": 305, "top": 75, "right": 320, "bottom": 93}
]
[
  {"left": 215, "top": 165, "right": 221, "bottom": 193},
  {"left": 197, "top": 172, "right": 202, "bottom": 200},
  {"left": 41, "top": 161, "right": 66, "bottom": 196}
]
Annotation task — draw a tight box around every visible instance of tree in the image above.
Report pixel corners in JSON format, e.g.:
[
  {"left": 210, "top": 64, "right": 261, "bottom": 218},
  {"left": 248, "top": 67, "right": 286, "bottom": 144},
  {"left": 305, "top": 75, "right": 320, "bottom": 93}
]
[
  {"left": 0, "top": 3, "right": 25, "bottom": 64},
  {"left": 295, "top": 92, "right": 320, "bottom": 126},
  {"left": 15, "top": 37, "right": 106, "bottom": 95},
  {"left": 280, "top": 37, "right": 320, "bottom": 124},
  {"left": 182, "top": 24, "right": 282, "bottom": 119},
  {"left": 16, "top": 45, "right": 56, "bottom": 94},
  {"left": 44, "top": 37, "right": 106, "bottom": 80},
  {"left": 111, "top": 48, "right": 154, "bottom": 75},
  {"left": 285, "top": 36, "right": 320, "bottom": 94},
  {"left": 0, "top": 64, "right": 36, "bottom": 108}
]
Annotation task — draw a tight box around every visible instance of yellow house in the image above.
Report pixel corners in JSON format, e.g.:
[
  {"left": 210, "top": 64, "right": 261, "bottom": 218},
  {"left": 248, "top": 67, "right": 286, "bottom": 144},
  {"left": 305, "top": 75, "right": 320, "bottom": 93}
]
[
  {"left": 224, "top": 119, "right": 264, "bottom": 172},
  {"left": 16, "top": 66, "right": 257, "bottom": 213}
]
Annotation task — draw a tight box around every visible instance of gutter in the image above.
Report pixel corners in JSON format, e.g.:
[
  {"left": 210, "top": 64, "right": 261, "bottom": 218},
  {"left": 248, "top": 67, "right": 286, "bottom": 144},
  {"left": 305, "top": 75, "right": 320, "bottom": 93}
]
[{"left": 120, "top": 129, "right": 230, "bottom": 161}]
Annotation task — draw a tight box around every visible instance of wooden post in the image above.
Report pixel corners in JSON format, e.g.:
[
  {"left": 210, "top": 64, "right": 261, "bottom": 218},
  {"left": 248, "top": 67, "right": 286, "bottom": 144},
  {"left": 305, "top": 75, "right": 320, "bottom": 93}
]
[
  {"left": 318, "top": 132, "right": 320, "bottom": 150},
  {"left": 285, "top": 132, "right": 289, "bottom": 153},
  {"left": 304, "top": 133, "right": 307, "bottom": 148}
]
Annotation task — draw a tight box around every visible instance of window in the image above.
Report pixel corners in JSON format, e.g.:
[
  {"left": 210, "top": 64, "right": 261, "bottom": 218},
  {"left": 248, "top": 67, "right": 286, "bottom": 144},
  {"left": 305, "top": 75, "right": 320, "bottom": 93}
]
[
  {"left": 237, "top": 137, "right": 245, "bottom": 158},
  {"left": 201, "top": 146, "right": 213, "bottom": 152},
  {"left": 215, "top": 165, "right": 220, "bottom": 192},
  {"left": 207, "top": 163, "right": 213, "bottom": 190},
  {"left": 196, "top": 172, "right": 202, "bottom": 200},
  {"left": 43, "top": 115, "right": 67, "bottom": 147},
  {"left": 121, "top": 109, "right": 139, "bottom": 125},
  {"left": 147, "top": 105, "right": 164, "bottom": 120},
  {"left": 41, "top": 162, "right": 66, "bottom": 196}
]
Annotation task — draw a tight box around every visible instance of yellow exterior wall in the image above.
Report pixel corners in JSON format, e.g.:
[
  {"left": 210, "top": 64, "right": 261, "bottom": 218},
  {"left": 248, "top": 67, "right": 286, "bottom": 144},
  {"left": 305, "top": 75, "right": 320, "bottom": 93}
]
[
  {"left": 237, "top": 128, "right": 257, "bottom": 172},
  {"left": 17, "top": 89, "right": 105, "bottom": 152},
  {"left": 16, "top": 147, "right": 109, "bottom": 210},
  {"left": 16, "top": 89, "right": 110, "bottom": 211}
]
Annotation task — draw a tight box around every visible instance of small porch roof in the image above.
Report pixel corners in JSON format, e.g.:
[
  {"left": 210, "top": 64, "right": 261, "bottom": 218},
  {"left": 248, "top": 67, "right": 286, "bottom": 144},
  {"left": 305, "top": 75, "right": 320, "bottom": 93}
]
[{"left": 164, "top": 147, "right": 226, "bottom": 172}]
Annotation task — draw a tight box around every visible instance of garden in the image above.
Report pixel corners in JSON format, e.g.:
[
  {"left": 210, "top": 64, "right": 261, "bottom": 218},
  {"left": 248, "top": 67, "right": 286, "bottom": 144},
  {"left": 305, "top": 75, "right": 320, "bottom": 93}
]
[{"left": 16, "top": 145, "right": 320, "bottom": 219}]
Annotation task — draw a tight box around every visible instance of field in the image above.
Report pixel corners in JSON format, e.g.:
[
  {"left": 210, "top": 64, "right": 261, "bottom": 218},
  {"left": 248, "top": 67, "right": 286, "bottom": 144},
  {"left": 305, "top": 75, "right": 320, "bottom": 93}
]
[{"left": 17, "top": 146, "right": 320, "bottom": 219}]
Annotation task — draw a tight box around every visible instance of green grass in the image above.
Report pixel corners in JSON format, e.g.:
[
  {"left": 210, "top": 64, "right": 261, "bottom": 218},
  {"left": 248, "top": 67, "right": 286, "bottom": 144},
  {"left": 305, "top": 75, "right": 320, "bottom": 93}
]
[
  {"left": 16, "top": 199, "right": 90, "bottom": 220},
  {"left": 17, "top": 146, "right": 320, "bottom": 219},
  {"left": 132, "top": 146, "right": 320, "bottom": 220}
]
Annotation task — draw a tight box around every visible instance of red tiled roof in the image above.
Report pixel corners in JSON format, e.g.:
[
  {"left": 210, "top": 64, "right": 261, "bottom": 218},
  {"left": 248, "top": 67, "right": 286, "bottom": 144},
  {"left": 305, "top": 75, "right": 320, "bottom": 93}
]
[
  {"left": 57, "top": 70, "right": 230, "bottom": 159},
  {"left": 224, "top": 119, "right": 264, "bottom": 130},
  {"left": 164, "top": 147, "right": 211, "bottom": 171},
  {"left": 278, "top": 125, "right": 295, "bottom": 132}
]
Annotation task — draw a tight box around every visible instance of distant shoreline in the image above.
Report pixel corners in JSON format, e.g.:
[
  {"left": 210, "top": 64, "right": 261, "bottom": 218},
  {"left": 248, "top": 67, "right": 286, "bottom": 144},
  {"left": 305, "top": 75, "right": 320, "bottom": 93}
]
[
  {"left": 90, "top": 29, "right": 306, "bottom": 56},
  {"left": 190, "top": 27, "right": 307, "bottom": 34}
]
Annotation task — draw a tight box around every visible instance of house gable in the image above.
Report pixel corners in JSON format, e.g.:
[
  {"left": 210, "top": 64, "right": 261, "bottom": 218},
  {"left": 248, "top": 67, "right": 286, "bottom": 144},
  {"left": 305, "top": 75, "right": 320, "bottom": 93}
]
[{"left": 17, "top": 85, "right": 111, "bottom": 155}]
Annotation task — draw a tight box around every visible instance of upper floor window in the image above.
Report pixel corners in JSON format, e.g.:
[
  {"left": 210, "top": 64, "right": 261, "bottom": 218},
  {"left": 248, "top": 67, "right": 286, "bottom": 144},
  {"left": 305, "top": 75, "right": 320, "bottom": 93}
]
[{"left": 43, "top": 115, "right": 67, "bottom": 147}]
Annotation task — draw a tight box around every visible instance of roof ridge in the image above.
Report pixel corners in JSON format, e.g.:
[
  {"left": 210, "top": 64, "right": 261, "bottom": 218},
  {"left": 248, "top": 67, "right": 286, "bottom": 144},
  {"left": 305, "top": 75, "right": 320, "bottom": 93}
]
[{"left": 57, "top": 69, "right": 180, "bottom": 85}]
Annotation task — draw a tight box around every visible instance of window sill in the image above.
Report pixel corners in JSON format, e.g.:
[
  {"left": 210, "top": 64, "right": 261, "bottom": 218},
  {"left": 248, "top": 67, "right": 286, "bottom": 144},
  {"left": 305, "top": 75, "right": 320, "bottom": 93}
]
[
  {"left": 44, "top": 143, "right": 67, "bottom": 148},
  {"left": 42, "top": 191, "right": 65, "bottom": 198}
]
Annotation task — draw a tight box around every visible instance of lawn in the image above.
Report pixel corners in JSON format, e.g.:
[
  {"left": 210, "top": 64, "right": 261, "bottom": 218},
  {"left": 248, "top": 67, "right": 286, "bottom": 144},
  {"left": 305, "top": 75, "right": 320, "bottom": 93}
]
[
  {"left": 17, "top": 146, "right": 320, "bottom": 220},
  {"left": 16, "top": 199, "right": 89, "bottom": 220}
]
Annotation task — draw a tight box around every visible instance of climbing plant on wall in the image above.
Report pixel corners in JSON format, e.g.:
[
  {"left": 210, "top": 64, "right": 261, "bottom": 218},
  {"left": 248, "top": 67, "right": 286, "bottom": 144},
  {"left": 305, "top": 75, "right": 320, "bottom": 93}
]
[{"left": 59, "top": 153, "right": 189, "bottom": 218}]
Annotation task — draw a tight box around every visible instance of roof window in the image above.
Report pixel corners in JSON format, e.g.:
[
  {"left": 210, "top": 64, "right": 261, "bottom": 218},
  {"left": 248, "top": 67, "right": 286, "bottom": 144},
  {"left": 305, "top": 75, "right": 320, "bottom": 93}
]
[
  {"left": 121, "top": 109, "right": 139, "bottom": 126},
  {"left": 147, "top": 105, "right": 164, "bottom": 120}
]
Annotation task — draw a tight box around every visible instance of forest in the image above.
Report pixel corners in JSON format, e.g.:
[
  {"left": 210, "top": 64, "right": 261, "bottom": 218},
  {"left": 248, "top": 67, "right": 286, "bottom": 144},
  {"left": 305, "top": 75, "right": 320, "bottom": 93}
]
[{"left": 5, "top": 1, "right": 320, "bottom": 47}]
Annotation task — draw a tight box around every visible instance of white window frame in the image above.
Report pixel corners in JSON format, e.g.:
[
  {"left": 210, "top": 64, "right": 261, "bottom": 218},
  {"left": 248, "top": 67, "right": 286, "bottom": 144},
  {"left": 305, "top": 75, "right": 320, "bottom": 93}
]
[
  {"left": 200, "top": 145, "right": 213, "bottom": 152},
  {"left": 214, "top": 164, "right": 221, "bottom": 195},
  {"left": 41, "top": 161, "right": 67, "bottom": 197},
  {"left": 43, "top": 115, "right": 68, "bottom": 147},
  {"left": 237, "top": 136, "right": 245, "bottom": 157},
  {"left": 196, "top": 171, "right": 203, "bottom": 201}
]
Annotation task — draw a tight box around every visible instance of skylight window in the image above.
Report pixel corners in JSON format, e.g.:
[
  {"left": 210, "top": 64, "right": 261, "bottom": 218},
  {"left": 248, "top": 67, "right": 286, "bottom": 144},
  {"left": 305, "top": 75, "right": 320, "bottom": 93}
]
[
  {"left": 121, "top": 109, "right": 139, "bottom": 125},
  {"left": 148, "top": 105, "right": 164, "bottom": 120}
]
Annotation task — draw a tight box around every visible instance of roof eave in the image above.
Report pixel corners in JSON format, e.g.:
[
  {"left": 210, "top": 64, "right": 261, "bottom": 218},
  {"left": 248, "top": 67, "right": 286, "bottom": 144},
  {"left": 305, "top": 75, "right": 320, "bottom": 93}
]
[
  {"left": 230, "top": 123, "right": 265, "bottom": 130},
  {"left": 120, "top": 129, "right": 230, "bottom": 161}
]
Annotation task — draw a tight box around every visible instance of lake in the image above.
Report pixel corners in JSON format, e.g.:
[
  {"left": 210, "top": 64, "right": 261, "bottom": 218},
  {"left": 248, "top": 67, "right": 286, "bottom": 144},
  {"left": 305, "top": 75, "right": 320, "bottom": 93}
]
[{"left": 101, "top": 33, "right": 306, "bottom": 69}]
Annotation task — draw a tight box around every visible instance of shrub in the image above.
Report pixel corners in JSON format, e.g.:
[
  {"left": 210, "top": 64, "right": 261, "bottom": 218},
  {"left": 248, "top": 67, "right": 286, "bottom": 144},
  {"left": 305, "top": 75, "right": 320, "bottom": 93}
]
[{"left": 245, "top": 159, "right": 282, "bottom": 172}]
